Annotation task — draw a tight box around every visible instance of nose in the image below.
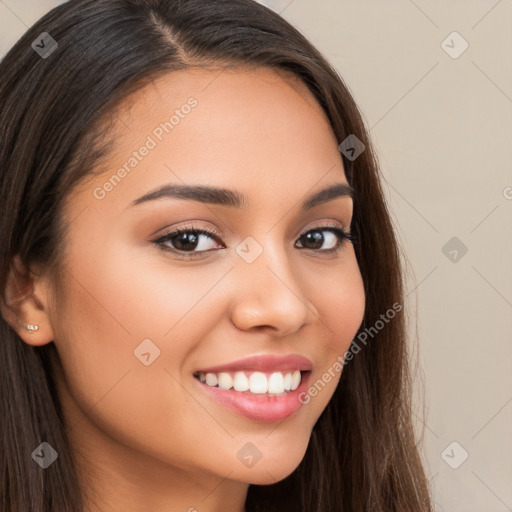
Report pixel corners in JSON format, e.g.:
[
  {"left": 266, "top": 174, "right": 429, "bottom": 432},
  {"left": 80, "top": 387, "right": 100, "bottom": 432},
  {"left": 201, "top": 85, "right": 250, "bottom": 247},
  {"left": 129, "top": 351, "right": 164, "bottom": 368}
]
[{"left": 228, "top": 241, "right": 314, "bottom": 336}]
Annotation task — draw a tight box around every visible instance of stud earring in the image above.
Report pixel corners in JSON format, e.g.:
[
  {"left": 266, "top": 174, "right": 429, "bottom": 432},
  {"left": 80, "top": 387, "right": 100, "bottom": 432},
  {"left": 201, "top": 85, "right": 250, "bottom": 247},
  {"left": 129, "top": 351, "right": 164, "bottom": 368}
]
[{"left": 24, "top": 324, "right": 39, "bottom": 333}]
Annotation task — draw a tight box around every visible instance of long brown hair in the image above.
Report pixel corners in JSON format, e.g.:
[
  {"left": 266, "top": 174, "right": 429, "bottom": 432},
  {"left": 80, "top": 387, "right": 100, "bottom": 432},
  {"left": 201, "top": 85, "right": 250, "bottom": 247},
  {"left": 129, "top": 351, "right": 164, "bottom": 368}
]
[{"left": 0, "top": 0, "right": 434, "bottom": 510}]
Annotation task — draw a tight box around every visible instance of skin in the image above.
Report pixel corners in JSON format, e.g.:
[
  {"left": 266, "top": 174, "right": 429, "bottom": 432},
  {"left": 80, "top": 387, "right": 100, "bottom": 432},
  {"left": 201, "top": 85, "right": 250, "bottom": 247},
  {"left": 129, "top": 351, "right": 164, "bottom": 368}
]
[{"left": 3, "top": 66, "right": 365, "bottom": 512}]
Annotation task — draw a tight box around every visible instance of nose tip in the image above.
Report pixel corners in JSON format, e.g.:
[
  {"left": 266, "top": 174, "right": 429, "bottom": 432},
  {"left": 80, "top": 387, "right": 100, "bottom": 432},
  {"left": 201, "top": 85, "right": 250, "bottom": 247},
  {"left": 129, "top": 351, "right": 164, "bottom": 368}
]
[{"left": 229, "top": 248, "right": 314, "bottom": 335}]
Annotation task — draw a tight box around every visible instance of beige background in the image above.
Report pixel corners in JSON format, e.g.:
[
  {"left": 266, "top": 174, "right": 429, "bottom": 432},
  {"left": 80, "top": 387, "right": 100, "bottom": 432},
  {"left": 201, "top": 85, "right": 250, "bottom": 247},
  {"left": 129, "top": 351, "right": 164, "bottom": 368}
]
[{"left": 1, "top": 1, "right": 511, "bottom": 510}]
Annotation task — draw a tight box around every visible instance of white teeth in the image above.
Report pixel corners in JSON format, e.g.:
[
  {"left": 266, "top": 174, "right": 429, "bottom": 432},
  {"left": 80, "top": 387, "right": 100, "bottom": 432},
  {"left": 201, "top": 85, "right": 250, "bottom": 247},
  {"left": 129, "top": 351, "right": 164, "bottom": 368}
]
[
  {"left": 233, "top": 371, "right": 250, "bottom": 392},
  {"left": 217, "top": 372, "right": 233, "bottom": 390},
  {"left": 290, "top": 370, "right": 301, "bottom": 390},
  {"left": 283, "top": 372, "right": 292, "bottom": 391},
  {"left": 268, "top": 372, "right": 285, "bottom": 394},
  {"left": 205, "top": 373, "right": 218, "bottom": 386},
  {"left": 198, "top": 370, "right": 303, "bottom": 394},
  {"left": 249, "top": 372, "right": 268, "bottom": 394}
]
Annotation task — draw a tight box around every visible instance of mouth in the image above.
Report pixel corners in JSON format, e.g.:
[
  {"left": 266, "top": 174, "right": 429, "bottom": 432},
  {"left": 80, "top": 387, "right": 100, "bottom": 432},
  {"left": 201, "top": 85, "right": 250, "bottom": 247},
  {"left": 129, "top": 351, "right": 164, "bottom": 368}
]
[{"left": 192, "top": 369, "right": 313, "bottom": 422}]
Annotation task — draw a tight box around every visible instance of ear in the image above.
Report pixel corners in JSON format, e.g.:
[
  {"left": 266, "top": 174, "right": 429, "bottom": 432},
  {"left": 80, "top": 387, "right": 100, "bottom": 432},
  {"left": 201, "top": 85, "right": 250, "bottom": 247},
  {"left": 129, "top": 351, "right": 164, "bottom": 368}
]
[{"left": 0, "top": 254, "right": 55, "bottom": 346}]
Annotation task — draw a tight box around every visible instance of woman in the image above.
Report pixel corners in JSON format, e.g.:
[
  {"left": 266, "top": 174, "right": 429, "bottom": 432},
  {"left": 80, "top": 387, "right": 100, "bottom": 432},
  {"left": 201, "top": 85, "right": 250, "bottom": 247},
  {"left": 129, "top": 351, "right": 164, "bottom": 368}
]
[{"left": 0, "top": 0, "right": 434, "bottom": 510}]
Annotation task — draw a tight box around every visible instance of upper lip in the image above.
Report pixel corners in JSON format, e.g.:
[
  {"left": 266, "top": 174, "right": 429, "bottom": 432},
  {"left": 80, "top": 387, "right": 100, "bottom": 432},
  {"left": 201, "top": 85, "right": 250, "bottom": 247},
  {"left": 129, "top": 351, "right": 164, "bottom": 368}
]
[{"left": 195, "top": 354, "right": 313, "bottom": 374}]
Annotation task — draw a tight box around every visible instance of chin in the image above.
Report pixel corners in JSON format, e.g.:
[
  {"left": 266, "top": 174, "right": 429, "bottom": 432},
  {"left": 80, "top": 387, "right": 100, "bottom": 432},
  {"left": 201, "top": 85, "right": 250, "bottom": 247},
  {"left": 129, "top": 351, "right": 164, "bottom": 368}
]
[
  {"left": 242, "top": 464, "right": 301, "bottom": 486},
  {"left": 236, "top": 445, "right": 307, "bottom": 485}
]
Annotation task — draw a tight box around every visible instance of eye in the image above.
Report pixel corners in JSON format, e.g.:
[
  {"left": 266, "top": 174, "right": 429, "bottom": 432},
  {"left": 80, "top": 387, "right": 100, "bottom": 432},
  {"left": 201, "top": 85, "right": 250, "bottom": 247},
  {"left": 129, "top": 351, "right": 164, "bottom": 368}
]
[
  {"left": 153, "top": 222, "right": 354, "bottom": 259},
  {"left": 153, "top": 224, "right": 223, "bottom": 257},
  {"left": 296, "top": 223, "right": 353, "bottom": 254}
]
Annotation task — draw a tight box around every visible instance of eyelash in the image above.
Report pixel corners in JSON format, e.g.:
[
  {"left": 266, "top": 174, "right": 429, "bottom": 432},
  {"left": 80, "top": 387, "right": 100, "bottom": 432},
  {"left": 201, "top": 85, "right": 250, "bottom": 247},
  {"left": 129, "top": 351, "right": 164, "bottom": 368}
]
[{"left": 152, "top": 222, "right": 355, "bottom": 259}]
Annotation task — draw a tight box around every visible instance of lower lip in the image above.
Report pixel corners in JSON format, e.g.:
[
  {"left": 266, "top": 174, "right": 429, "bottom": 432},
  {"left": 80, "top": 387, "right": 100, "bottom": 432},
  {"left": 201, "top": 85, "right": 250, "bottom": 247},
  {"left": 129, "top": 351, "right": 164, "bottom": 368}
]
[{"left": 194, "top": 371, "right": 312, "bottom": 422}]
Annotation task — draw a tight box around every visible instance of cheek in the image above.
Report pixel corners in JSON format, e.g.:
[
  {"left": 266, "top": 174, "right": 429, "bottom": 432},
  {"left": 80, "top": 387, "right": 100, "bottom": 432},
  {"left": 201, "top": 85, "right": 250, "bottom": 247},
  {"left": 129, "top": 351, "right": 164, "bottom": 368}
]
[
  {"left": 80, "top": 242, "right": 232, "bottom": 340},
  {"left": 303, "top": 250, "right": 366, "bottom": 351},
  {"left": 51, "top": 269, "right": 220, "bottom": 470},
  {"left": 52, "top": 234, "right": 256, "bottom": 459},
  {"left": 296, "top": 252, "right": 365, "bottom": 408}
]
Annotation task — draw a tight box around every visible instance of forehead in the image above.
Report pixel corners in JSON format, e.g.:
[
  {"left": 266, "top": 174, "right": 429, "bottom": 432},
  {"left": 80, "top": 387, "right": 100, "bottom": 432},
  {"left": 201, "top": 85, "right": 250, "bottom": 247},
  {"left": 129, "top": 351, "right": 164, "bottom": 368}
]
[
  {"left": 107, "top": 64, "right": 337, "bottom": 158},
  {"left": 68, "top": 65, "right": 346, "bottom": 214},
  {"left": 119, "top": 65, "right": 318, "bottom": 120}
]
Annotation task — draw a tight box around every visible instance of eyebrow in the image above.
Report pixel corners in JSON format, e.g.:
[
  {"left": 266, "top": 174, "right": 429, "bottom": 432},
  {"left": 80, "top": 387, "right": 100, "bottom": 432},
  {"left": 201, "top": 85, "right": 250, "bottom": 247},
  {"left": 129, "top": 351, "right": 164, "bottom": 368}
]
[{"left": 128, "top": 182, "right": 354, "bottom": 212}]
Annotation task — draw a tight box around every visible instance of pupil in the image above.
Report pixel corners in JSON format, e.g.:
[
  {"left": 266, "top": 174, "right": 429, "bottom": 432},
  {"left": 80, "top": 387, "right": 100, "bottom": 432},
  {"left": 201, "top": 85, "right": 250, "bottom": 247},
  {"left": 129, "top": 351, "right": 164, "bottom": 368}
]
[
  {"left": 175, "top": 232, "right": 198, "bottom": 250},
  {"left": 304, "top": 231, "right": 323, "bottom": 249}
]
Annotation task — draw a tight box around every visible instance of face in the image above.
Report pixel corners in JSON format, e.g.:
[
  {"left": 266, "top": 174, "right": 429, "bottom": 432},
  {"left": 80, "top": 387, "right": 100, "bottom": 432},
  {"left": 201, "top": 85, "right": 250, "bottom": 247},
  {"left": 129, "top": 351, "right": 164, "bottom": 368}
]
[{"left": 40, "top": 66, "right": 365, "bottom": 490}]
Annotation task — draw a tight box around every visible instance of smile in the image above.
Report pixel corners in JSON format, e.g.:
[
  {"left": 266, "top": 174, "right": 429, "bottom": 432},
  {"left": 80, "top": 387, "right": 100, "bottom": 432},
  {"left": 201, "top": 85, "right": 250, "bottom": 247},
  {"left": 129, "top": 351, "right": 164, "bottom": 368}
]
[
  {"left": 192, "top": 354, "right": 313, "bottom": 422},
  {"left": 194, "top": 369, "right": 302, "bottom": 395}
]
